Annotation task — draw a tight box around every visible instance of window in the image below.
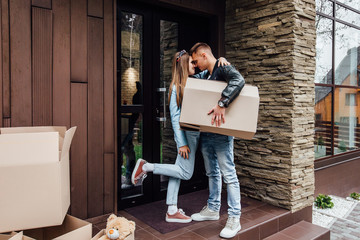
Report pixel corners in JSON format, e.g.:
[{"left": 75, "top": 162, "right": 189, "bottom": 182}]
[
  {"left": 345, "top": 93, "right": 357, "bottom": 106},
  {"left": 315, "top": 0, "right": 360, "bottom": 159}
]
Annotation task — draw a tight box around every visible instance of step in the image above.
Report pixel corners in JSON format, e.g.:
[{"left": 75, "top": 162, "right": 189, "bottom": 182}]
[{"left": 263, "top": 220, "right": 330, "bottom": 240}]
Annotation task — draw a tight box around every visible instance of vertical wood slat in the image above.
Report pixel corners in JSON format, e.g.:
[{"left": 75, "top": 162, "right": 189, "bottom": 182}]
[
  {"left": 88, "top": 0, "right": 103, "bottom": 18},
  {"left": 32, "top": 7, "right": 53, "bottom": 126},
  {"left": 104, "top": 153, "right": 114, "bottom": 213},
  {"left": 3, "top": 118, "right": 10, "bottom": 127},
  {"left": 32, "top": 0, "right": 51, "bottom": 9},
  {"left": 70, "top": 83, "right": 88, "bottom": 219},
  {"left": 1, "top": 0, "right": 10, "bottom": 118},
  {"left": 71, "top": 0, "right": 87, "bottom": 82},
  {"left": 88, "top": 17, "right": 104, "bottom": 218},
  {"left": 10, "top": 0, "right": 32, "bottom": 126},
  {"left": 53, "top": 0, "right": 70, "bottom": 127},
  {"left": 104, "top": 0, "right": 114, "bottom": 152},
  {"left": 0, "top": 0, "right": 2, "bottom": 127}
]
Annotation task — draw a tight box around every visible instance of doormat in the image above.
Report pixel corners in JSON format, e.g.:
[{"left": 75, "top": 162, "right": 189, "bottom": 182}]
[{"left": 124, "top": 189, "right": 248, "bottom": 234}]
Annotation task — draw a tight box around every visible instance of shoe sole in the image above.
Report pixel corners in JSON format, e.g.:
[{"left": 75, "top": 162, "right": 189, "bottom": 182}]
[
  {"left": 191, "top": 215, "right": 219, "bottom": 221},
  {"left": 219, "top": 226, "right": 241, "bottom": 239},
  {"left": 165, "top": 217, "right": 192, "bottom": 223},
  {"left": 131, "top": 159, "right": 145, "bottom": 185}
]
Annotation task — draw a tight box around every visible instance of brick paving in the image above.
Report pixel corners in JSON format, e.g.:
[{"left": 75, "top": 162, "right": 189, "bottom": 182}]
[{"left": 329, "top": 202, "right": 360, "bottom": 240}]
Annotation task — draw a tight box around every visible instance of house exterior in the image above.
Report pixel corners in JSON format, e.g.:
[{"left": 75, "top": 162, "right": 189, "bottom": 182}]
[{"left": 0, "top": 0, "right": 359, "bottom": 224}]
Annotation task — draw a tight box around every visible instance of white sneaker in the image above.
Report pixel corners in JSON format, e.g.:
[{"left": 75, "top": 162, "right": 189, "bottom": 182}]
[
  {"left": 220, "top": 217, "right": 241, "bottom": 238},
  {"left": 191, "top": 205, "right": 219, "bottom": 221}
]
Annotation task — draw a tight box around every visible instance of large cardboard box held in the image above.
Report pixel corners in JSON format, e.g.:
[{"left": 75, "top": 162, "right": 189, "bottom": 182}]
[
  {"left": 23, "top": 215, "right": 92, "bottom": 240},
  {"left": 92, "top": 229, "right": 134, "bottom": 240},
  {"left": 0, "top": 126, "right": 76, "bottom": 233},
  {"left": 180, "top": 78, "right": 259, "bottom": 139}
]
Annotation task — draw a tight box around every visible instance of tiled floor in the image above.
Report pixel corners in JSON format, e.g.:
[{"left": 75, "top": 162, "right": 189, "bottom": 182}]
[{"left": 90, "top": 196, "right": 300, "bottom": 240}]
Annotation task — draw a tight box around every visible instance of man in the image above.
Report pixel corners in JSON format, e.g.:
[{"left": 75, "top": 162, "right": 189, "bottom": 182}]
[{"left": 190, "top": 42, "right": 245, "bottom": 239}]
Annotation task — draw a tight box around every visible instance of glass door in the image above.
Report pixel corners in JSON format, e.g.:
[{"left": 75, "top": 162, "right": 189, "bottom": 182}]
[{"left": 117, "top": 1, "right": 213, "bottom": 209}]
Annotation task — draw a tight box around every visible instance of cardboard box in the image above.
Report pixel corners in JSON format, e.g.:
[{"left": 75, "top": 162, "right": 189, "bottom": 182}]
[
  {"left": 23, "top": 215, "right": 92, "bottom": 240},
  {"left": 180, "top": 78, "right": 259, "bottom": 139},
  {"left": 0, "top": 126, "right": 76, "bottom": 233},
  {"left": 0, "top": 232, "right": 34, "bottom": 240},
  {"left": 92, "top": 229, "right": 134, "bottom": 240}
]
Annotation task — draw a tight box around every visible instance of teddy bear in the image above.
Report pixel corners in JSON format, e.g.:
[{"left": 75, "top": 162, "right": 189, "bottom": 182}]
[{"left": 98, "top": 214, "right": 136, "bottom": 240}]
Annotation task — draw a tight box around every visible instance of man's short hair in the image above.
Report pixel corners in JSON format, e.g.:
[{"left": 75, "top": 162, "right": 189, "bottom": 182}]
[{"left": 189, "top": 42, "right": 212, "bottom": 55}]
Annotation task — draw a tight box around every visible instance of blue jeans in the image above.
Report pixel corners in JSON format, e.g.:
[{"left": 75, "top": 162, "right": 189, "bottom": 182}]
[
  {"left": 153, "top": 131, "right": 200, "bottom": 205},
  {"left": 201, "top": 132, "right": 241, "bottom": 218}
]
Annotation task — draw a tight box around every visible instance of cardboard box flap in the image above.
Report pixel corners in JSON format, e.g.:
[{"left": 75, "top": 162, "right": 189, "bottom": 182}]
[
  {"left": 24, "top": 215, "right": 92, "bottom": 240},
  {"left": 60, "top": 127, "right": 77, "bottom": 161},
  {"left": 1, "top": 126, "right": 66, "bottom": 150},
  {"left": 0, "top": 132, "right": 59, "bottom": 166}
]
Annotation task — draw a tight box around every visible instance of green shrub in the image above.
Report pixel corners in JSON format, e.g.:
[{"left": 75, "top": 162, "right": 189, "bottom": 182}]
[
  {"left": 350, "top": 192, "right": 360, "bottom": 200},
  {"left": 315, "top": 194, "right": 334, "bottom": 209}
]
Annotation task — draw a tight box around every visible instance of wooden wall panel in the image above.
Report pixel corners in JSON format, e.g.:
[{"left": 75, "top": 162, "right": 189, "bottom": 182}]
[
  {"left": 9, "top": 0, "right": 32, "bottom": 126},
  {"left": 1, "top": 0, "right": 10, "bottom": 118},
  {"left": 87, "top": 17, "right": 104, "bottom": 218},
  {"left": 3, "top": 118, "right": 10, "bottom": 127},
  {"left": 104, "top": 153, "right": 115, "bottom": 213},
  {"left": 71, "top": 0, "right": 87, "bottom": 82},
  {"left": 104, "top": 0, "right": 114, "bottom": 153},
  {"left": 32, "top": 7, "right": 53, "bottom": 126},
  {"left": 32, "top": 0, "right": 51, "bottom": 9},
  {"left": 88, "top": 0, "right": 103, "bottom": 18},
  {"left": 70, "top": 83, "right": 88, "bottom": 219},
  {"left": 53, "top": 0, "right": 70, "bottom": 127}
]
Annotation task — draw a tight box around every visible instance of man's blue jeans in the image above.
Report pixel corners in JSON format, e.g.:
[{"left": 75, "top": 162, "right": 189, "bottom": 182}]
[
  {"left": 201, "top": 132, "right": 241, "bottom": 218},
  {"left": 153, "top": 131, "right": 200, "bottom": 205}
]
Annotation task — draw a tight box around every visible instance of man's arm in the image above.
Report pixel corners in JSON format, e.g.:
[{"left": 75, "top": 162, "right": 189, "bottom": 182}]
[
  {"left": 208, "top": 65, "right": 245, "bottom": 127},
  {"left": 219, "top": 65, "right": 245, "bottom": 107}
]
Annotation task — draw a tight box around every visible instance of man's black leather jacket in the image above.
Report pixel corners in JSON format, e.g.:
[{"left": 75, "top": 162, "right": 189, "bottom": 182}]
[{"left": 192, "top": 60, "right": 245, "bottom": 108}]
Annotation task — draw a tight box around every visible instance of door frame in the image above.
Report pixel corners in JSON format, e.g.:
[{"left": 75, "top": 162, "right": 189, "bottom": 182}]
[{"left": 116, "top": 0, "right": 218, "bottom": 210}]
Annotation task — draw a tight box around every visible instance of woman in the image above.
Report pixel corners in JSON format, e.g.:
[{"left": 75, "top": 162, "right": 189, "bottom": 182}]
[{"left": 131, "top": 50, "right": 229, "bottom": 223}]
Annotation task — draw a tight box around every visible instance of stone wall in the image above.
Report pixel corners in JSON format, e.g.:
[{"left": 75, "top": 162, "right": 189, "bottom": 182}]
[{"left": 225, "top": 0, "right": 316, "bottom": 212}]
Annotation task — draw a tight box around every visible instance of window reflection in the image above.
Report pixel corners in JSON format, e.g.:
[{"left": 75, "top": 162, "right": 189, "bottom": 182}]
[
  {"left": 316, "top": 0, "right": 333, "bottom": 16},
  {"left": 336, "top": 0, "right": 360, "bottom": 11},
  {"left": 334, "top": 88, "right": 360, "bottom": 154},
  {"left": 335, "top": 23, "right": 360, "bottom": 86},
  {"left": 336, "top": 5, "right": 360, "bottom": 27},
  {"left": 315, "top": 86, "right": 333, "bottom": 159},
  {"left": 315, "top": 16, "right": 332, "bottom": 84},
  {"left": 121, "top": 12, "right": 143, "bottom": 105}
]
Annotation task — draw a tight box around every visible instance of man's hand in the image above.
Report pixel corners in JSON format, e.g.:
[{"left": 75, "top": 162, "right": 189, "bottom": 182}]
[
  {"left": 179, "top": 145, "right": 190, "bottom": 159},
  {"left": 208, "top": 104, "right": 226, "bottom": 127}
]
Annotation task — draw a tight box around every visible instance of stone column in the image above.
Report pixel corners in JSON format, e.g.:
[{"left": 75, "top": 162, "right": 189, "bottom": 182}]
[{"left": 225, "top": 0, "right": 316, "bottom": 212}]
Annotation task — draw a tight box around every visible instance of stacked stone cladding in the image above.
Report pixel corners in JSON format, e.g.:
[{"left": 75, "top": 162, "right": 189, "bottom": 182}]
[{"left": 225, "top": 0, "right": 316, "bottom": 212}]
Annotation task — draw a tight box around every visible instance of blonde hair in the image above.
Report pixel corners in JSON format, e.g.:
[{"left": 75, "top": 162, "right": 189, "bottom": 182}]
[{"left": 168, "top": 51, "right": 190, "bottom": 107}]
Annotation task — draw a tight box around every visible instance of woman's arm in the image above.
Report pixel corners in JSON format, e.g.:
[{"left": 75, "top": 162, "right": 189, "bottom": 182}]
[{"left": 169, "top": 86, "right": 188, "bottom": 149}]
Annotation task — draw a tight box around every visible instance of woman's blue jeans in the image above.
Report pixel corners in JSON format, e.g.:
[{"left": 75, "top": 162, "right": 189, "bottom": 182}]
[
  {"left": 201, "top": 132, "right": 241, "bottom": 218},
  {"left": 153, "top": 131, "right": 200, "bottom": 205}
]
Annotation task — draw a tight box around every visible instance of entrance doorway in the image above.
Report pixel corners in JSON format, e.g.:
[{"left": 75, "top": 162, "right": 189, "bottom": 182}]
[{"left": 117, "top": 1, "right": 216, "bottom": 209}]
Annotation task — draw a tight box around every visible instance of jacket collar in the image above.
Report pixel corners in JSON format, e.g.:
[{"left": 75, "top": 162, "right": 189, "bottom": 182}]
[{"left": 207, "top": 59, "right": 219, "bottom": 80}]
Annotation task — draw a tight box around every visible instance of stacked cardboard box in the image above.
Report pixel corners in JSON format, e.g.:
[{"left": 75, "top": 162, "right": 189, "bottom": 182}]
[{"left": 0, "top": 126, "right": 92, "bottom": 239}]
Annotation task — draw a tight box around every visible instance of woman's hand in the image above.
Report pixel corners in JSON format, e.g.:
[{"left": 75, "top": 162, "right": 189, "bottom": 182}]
[
  {"left": 179, "top": 145, "right": 190, "bottom": 159},
  {"left": 218, "top": 57, "right": 231, "bottom": 67}
]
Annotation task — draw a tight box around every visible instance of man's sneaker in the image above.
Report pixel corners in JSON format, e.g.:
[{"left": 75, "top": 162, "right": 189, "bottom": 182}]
[
  {"left": 165, "top": 209, "right": 192, "bottom": 223},
  {"left": 219, "top": 217, "right": 241, "bottom": 238},
  {"left": 191, "top": 205, "right": 219, "bottom": 221},
  {"left": 131, "top": 159, "right": 147, "bottom": 185}
]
